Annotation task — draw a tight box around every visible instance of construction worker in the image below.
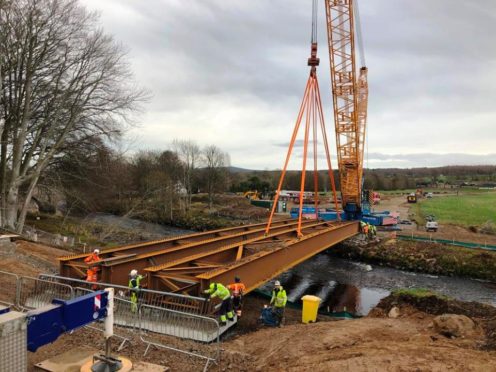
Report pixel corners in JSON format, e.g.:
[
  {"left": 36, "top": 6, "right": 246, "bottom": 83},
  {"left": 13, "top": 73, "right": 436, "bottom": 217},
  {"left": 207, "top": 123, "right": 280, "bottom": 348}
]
[
  {"left": 84, "top": 249, "right": 100, "bottom": 290},
  {"left": 371, "top": 224, "right": 377, "bottom": 238},
  {"left": 363, "top": 223, "right": 369, "bottom": 240},
  {"left": 270, "top": 280, "right": 287, "bottom": 327},
  {"left": 367, "top": 223, "right": 374, "bottom": 239},
  {"left": 129, "top": 269, "right": 144, "bottom": 313},
  {"left": 204, "top": 282, "right": 234, "bottom": 326},
  {"left": 228, "top": 276, "right": 246, "bottom": 317},
  {"left": 360, "top": 221, "right": 366, "bottom": 239}
]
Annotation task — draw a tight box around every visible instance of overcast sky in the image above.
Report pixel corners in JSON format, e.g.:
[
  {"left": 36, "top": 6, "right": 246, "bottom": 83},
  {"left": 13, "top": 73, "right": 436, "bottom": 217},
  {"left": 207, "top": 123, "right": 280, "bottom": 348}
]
[{"left": 81, "top": 0, "right": 496, "bottom": 169}]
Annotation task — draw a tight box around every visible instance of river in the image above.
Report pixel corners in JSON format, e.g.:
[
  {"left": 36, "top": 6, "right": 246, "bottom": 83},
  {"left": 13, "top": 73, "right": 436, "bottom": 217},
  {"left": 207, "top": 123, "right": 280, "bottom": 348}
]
[
  {"left": 85, "top": 214, "right": 495, "bottom": 315},
  {"left": 259, "top": 251, "right": 496, "bottom": 316}
]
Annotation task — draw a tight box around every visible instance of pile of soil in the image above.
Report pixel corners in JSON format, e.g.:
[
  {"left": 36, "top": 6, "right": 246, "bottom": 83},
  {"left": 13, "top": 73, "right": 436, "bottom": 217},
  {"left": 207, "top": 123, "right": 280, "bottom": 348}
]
[
  {"left": 223, "top": 292, "right": 496, "bottom": 371},
  {"left": 374, "top": 292, "right": 496, "bottom": 350}
]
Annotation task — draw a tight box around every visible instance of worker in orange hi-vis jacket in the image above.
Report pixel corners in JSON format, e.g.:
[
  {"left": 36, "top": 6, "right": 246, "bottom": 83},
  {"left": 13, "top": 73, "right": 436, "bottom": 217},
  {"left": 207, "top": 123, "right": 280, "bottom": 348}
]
[
  {"left": 228, "top": 276, "right": 246, "bottom": 317},
  {"left": 84, "top": 249, "right": 101, "bottom": 290}
]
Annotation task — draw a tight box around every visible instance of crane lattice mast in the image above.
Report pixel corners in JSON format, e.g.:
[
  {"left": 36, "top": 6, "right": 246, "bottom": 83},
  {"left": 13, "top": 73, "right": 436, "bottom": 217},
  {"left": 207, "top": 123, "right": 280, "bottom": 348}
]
[{"left": 325, "top": 0, "right": 368, "bottom": 218}]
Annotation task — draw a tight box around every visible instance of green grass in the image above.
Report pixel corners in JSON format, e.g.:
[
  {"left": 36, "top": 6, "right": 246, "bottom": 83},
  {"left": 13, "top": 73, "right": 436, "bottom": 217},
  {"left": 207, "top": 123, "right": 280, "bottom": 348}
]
[
  {"left": 392, "top": 288, "right": 449, "bottom": 299},
  {"left": 418, "top": 192, "right": 496, "bottom": 227}
]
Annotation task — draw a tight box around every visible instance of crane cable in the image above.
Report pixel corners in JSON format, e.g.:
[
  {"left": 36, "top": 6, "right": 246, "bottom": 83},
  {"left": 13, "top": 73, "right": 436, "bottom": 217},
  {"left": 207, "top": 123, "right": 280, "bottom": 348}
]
[
  {"left": 311, "top": 0, "right": 318, "bottom": 44},
  {"left": 354, "top": 0, "right": 366, "bottom": 68}
]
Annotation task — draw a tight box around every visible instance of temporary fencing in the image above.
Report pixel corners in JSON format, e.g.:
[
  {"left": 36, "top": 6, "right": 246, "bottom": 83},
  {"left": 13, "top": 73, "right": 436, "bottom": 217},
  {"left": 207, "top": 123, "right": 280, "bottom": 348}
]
[
  {"left": 0, "top": 271, "right": 19, "bottom": 308},
  {"left": 17, "top": 276, "right": 73, "bottom": 311},
  {"left": 38, "top": 274, "right": 210, "bottom": 315},
  {"left": 0, "top": 272, "right": 222, "bottom": 370},
  {"left": 139, "top": 304, "right": 220, "bottom": 371},
  {"left": 397, "top": 234, "right": 496, "bottom": 251}
]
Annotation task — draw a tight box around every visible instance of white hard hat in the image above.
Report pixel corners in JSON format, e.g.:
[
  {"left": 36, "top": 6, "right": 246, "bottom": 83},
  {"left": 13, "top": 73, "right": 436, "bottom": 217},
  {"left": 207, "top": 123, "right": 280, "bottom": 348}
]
[
  {"left": 94, "top": 249, "right": 100, "bottom": 254},
  {"left": 130, "top": 269, "right": 138, "bottom": 276},
  {"left": 274, "top": 280, "right": 281, "bottom": 286}
]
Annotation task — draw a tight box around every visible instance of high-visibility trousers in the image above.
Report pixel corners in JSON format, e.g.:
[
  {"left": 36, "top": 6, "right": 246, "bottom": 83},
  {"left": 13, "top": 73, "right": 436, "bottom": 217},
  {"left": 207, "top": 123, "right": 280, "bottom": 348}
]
[
  {"left": 219, "top": 297, "right": 234, "bottom": 323},
  {"left": 86, "top": 269, "right": 98, "bottom": 289}
]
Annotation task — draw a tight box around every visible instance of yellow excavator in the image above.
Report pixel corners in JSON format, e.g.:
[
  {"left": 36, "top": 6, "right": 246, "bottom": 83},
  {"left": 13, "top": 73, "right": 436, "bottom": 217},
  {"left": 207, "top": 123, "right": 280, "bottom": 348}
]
[{"left": 243, "top": 191, "right": 260, "bottom": 200}]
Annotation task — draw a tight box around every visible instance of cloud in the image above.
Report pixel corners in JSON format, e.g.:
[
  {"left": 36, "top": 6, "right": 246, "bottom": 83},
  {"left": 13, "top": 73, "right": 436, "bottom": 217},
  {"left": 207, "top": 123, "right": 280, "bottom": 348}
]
[{"left": 81, "top": 0, "right": 496, "bottom": 169}]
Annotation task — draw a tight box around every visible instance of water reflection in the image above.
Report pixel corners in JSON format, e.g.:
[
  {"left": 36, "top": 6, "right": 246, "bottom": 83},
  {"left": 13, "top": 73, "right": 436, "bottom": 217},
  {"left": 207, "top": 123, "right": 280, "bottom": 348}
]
[{"left": 259, "top": 251, "right": 496, "bottom": 316}]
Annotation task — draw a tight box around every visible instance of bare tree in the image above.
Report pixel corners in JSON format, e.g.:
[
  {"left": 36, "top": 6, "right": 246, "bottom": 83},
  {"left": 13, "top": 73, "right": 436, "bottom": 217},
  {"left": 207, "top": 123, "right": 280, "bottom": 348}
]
[
  {"left": 202, "top": 145, "right": 229, "bottom": 209},
  {"left": 0, "top": 0, "right": 146, "bottom": 231},
  {"left": 172, "top": 139, "right": 200, "bottom": 211}
]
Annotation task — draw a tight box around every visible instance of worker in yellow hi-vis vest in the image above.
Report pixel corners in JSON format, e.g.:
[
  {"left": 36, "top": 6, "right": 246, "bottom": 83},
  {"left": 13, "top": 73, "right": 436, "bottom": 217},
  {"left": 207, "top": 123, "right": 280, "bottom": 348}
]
[
  {"left": 270, "top": 280, "right": 287, "bottom": 327},
  {"left": 204, "top": 282, "right": 234, "bottom": 326},
  {"left": 129, "top": 269, "right": 144, "bottom": 313}
]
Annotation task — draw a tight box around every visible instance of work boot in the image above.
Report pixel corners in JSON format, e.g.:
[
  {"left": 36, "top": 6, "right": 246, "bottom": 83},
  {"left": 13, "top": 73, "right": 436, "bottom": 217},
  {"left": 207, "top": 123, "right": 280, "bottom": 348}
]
[{"left": 228, "top": 317, "right": 235, "bottom": 322}]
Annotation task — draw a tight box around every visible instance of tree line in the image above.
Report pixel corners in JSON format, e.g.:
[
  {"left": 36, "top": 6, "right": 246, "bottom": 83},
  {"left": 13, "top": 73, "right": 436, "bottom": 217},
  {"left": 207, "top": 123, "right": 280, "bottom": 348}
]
[{"left": 52, "top": 140, "right": 230, "bottom": 224}]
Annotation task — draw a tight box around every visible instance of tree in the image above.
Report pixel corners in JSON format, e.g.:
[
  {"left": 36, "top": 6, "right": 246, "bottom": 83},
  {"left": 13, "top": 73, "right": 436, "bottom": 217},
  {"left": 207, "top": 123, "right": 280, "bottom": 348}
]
[
  {"left": 0, "top": 0, "right": 146, "bottom": 231},
  {"left": 201, "top": 145, "right": 229, "bottom": 209},
  {"left": 172, "top": 139, "right": 200, "bottom": 212}
]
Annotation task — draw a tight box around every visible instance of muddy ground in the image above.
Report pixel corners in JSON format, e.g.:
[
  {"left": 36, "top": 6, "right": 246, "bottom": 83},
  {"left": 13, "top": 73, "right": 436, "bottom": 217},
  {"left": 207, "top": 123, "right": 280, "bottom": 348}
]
[{"left": 3, "top": 239, "right": 496, "bottom": 371}]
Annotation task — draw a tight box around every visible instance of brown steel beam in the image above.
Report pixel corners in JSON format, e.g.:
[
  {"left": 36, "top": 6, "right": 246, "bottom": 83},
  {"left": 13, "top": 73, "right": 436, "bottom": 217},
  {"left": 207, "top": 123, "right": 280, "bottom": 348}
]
[
  {"left": 59, "top": 219, "right": 311, "bottom": 278},
  {"left": 92, "top": 220, "right": 330, "bottom": 286},
  {"left": 59, "top": 218, "right": 295, "bottom": 264},
  {"left": 196, "top": 221, "right": 359, "bottom": 294}
]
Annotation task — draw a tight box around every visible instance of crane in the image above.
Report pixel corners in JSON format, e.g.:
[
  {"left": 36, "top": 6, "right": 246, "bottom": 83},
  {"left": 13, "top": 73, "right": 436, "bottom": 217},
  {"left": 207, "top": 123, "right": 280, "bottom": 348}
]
[
  {"left": 265, "top": 0, "right": 369, "bottom": 236},
  {"left": 325, "top": 0, "right": 368, "bottom": 220},
  {"left": 265, "top": 0, "right": 340, "bottom": 237}
]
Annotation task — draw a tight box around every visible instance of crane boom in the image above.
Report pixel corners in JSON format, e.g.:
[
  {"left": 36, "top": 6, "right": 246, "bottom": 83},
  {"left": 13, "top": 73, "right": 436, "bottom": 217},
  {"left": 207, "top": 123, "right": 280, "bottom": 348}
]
[{"left": 325, "top": 0, "right": 368, "bottom": 219}]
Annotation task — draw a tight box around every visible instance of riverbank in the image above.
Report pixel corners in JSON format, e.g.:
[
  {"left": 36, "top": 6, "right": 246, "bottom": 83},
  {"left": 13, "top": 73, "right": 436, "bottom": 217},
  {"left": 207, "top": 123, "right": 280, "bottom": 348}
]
[
  {"left": 332, "top": 236, "right": 496, "bottom": 282},
  {"left": 223, "top": 290, "right": 496, "bottom": 371}
]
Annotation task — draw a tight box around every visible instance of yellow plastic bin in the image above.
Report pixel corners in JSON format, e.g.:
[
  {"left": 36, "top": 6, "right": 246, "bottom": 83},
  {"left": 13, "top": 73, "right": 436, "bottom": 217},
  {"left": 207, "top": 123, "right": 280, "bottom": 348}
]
[{"left": 301, "top": 295, "right": 321, "bottom": 324}]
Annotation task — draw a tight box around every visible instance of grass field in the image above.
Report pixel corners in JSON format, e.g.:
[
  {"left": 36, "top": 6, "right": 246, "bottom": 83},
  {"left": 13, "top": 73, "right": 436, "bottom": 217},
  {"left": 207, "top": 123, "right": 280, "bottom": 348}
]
[{"left": 419, "top": 192, "right": 496, "bottom": 227}]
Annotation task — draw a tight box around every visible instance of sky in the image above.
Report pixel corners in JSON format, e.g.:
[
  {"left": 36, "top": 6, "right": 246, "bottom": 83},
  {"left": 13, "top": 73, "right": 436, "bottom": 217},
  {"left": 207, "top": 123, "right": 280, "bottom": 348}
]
[{"left": 81, "top": 0, "right": 496, "bottom": 169}]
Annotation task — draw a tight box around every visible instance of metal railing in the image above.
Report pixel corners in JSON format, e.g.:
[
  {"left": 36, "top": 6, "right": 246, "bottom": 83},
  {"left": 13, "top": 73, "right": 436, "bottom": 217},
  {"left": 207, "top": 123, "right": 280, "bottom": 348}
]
[
  {"left": 0, "top": 272, "right": 222, "bottom": 371},
  {"left": 139, "top": 304, "right": 220, "bottom": 372},
  {"left": 0, "top": 271, "right": 19, "bottom": 308},
  {"left": 38, "top": 274, "right": 210, "bottom": 315},
  {"left": 17, "top": 276, "right": 74, "bottom": 311}
]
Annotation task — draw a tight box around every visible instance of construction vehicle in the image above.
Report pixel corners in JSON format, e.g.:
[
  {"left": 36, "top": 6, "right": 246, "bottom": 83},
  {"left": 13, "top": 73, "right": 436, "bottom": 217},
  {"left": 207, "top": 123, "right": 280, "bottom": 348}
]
[
  {"left": 266, "top": 0, "right": 397, "bottom": 234},
  {"left": 425, "top": 215, "right": 439, "bottom": 232},
  {"left": 243, "top": 190, "right": 260, "bottom": 200}
]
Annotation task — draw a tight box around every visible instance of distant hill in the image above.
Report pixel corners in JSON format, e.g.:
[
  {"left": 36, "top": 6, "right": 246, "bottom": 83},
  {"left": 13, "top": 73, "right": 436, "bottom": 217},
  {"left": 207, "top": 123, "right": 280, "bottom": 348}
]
[{"left": 227, "top": 166, "right": 255, "bottom": 173}]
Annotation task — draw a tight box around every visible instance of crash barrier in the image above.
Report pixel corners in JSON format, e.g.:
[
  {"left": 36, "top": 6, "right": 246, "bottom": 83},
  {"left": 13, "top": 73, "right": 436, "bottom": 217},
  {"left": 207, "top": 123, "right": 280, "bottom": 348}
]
[
  {"left": 38, "top": 274, "right": 211, "bottom": 315},
  {"left": 397, "top": 234, "right": 496, "bottom": 251},
  {"left": 139, "top": 304, "right": 220, "bottom": 372},
  {"left": 0, "top": 271, "right": 19, "bottom": 308},
  {"left": 17, "top": 276, "right": 74, "bottom": 311}
]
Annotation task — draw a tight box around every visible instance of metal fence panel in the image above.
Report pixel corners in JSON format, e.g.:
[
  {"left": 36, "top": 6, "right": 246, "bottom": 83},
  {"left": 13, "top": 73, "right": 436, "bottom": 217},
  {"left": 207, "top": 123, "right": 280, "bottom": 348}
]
[
  {"left": 17, "top": 277, "right": 74, "bottom": 311},
  {"left": 139, "top": 303, "right": 219, "bottom": 371},
  {"left": 38, "top": 274, "right": 209, "bottom": 315},
  {"left": 0, "top": 271, "right": 19, "bottom": 308}
]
